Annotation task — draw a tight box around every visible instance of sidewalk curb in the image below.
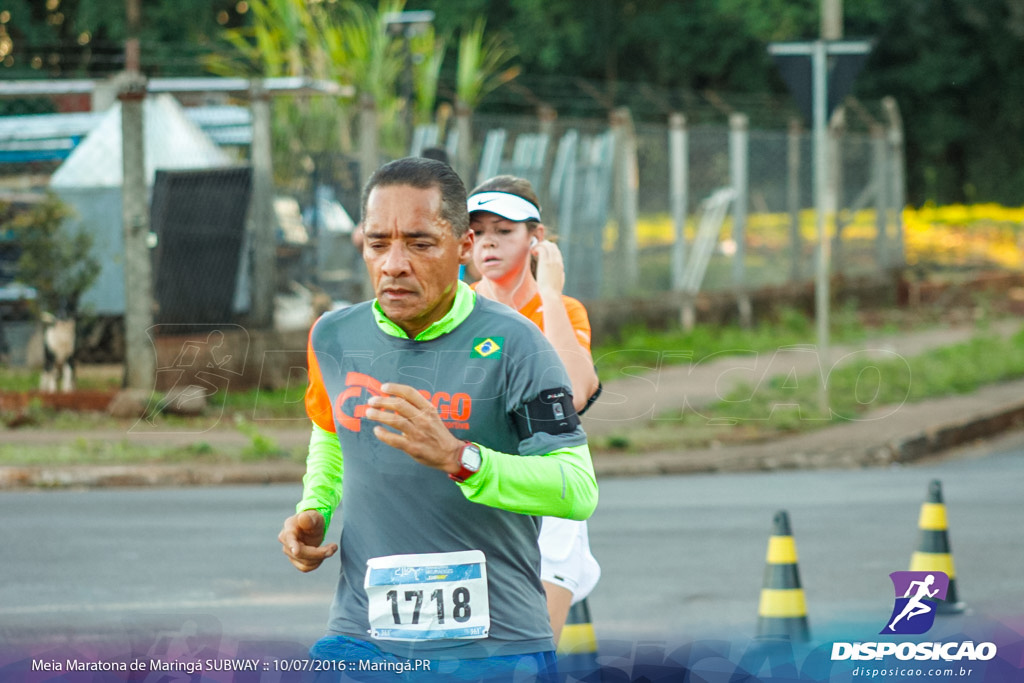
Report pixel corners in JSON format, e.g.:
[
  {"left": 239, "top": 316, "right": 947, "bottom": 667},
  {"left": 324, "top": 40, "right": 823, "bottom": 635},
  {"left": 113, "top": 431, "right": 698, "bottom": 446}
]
[
  {"left": 0, "top": 460, "right": 307, "bottom": 490},
  {"left": 2, "top": 402, "right": 1023, "bottom": 490},
  {"left": 590, "top": 400, "right": 1024, "bottom": 478},
  {"left": 885, "top": 399, "right": 1024, "bottom": 463}
]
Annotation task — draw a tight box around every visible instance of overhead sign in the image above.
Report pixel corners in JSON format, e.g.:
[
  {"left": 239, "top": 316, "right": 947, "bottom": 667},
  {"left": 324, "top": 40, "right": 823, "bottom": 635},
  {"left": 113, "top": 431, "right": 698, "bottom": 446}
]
[{"left": 769, "top": 40, "right": 873, "bottom": 124}]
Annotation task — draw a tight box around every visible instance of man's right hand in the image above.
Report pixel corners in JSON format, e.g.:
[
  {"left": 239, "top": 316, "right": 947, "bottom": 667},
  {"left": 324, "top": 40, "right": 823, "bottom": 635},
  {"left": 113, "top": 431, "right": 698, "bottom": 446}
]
[{"left": 278, "top": 510, "right": 338, "bottom": 572}]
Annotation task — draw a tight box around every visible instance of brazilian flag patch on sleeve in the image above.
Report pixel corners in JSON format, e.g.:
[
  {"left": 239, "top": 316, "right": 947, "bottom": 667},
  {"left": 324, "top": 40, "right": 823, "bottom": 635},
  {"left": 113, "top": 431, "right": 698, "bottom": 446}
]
[{"left": 471, "top": 337, "right": 504, "bottom": 359}]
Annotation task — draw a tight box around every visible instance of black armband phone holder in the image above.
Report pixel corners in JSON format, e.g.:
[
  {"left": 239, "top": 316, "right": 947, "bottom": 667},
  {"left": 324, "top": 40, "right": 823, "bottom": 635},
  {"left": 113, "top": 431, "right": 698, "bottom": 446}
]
[{"left": 512, "top": 387, "right": 581, "bottom": 439}]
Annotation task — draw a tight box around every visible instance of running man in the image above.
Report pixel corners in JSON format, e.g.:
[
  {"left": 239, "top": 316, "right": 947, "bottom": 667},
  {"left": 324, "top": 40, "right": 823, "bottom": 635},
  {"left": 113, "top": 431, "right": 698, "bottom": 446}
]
[{"left": 278, "top": 157, "right": 598, "bottom": 679}]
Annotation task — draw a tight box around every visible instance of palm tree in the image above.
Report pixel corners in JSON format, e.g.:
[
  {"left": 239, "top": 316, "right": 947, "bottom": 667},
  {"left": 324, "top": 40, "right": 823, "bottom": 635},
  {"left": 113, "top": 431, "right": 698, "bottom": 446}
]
[
  {"left": 453, "top": 17, "right": 520, "bottom": 180},
  {"left": 204, "top": 0, "right": 348, "bottom": 192},
  {"left": 409, "top": 24, "right": 448, "bottom": 127},
  {"left": 204, "top": 0, "right": 315, "bottom": 78},
  {"left": 318, "top": 0, "right": 406, "bottom": 179}
]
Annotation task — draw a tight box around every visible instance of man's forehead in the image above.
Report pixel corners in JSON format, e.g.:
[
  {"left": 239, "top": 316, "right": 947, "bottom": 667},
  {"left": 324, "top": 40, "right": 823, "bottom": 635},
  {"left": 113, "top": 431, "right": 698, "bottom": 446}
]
[
  {"left": 364, "top": 184, "right": 449, "bottom": 233},
  {"left": 368, "top": 182, "right": 441, "bottom": 206}
]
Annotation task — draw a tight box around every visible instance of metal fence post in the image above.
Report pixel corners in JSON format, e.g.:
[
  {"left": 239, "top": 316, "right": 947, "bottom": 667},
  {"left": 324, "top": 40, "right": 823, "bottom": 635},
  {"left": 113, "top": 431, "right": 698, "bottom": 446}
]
[
  {"left": 476, "top": 128, "right": 506, "bottom": 187},
  {"left": 883, "top": 96, "right": 906, "bottom": 269},
  {"left": 729, "top": 112, "right": 751, "bottom": 327},
  {"left": 829, "top": 107, "right": 846, "bottom": 274},
  {"left": 551, "top": 129, "right": 579, "bottom": 287},
  {"left": 611, "top": 107, "right": 638, "bottom": 295},
  {"left": 248, "top": 79, "right": 276, "bottom": 329},
  {"left": 812, "top": 39, "right": 832, "bottom": 412},
  {"left": 454, "top": 99, "right": 474, "bottom": 183},
  {"left": 787, "top": 118, "right": 804, "bottom": 282},
  {"left": 537, "top": 105, "right": 558, "bottom": 210},
  {"left": 358, "top": 93, "right": 380, "bottom": 187},
  {"left": 871, "top": 122, "right": 889, "bottom": 270},
  {"left": 669, "top": 113, "right": 689, "bottom": 294}
]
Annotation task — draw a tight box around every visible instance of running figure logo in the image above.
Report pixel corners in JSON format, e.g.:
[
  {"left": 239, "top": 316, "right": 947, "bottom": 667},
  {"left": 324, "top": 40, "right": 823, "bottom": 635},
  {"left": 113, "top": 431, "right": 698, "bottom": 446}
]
[{"left": 881, "top": 571, "right": 949, "bottom": 635}]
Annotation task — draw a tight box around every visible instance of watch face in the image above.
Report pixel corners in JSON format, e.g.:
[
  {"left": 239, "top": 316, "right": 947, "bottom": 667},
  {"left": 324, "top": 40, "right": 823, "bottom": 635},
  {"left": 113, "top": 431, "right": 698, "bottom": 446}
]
[{"left": 461, "top": 444, "right": 482, "bottom": 471}]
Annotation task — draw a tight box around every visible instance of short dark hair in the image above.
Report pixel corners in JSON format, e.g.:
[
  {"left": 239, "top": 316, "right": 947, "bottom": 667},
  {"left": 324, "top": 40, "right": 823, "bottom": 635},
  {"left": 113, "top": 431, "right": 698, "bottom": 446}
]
[{"left": 361, "top": 157, "right": 469, "bottom": 236}]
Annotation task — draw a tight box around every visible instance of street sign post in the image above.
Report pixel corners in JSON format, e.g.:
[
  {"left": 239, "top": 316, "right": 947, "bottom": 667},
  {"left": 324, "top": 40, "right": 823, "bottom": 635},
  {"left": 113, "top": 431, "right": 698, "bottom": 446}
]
[{"left": 768, "top": 39, "right": 872, "bottom": 410}]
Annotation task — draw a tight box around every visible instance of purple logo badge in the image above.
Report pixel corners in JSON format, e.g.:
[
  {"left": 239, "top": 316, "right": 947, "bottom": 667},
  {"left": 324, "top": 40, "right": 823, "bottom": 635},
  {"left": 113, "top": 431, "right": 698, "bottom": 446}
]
[{"left": 881, "top": 571, "right": 949, "bottom": 635}]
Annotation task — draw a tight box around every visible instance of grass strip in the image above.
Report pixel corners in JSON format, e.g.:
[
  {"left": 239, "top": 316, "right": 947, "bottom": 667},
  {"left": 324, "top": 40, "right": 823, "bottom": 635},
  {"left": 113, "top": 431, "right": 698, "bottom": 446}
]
[{"left": 595, "top": 326, "right": 1024, "bottom": 452}]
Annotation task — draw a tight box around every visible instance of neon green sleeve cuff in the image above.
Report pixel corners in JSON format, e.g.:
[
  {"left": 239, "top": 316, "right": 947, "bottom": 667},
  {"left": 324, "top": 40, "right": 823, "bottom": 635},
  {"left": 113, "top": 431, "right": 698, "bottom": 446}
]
[
  {"left": 296, "top": 423, "right": 344, "bottom": 532},
  {"left": 455, "top": 443, "right": 598, "bottom": 520}
]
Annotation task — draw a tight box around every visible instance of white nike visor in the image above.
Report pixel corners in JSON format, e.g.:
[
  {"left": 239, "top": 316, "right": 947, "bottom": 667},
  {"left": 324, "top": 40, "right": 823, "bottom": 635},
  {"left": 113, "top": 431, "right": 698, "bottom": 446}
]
[{"left": 467, "top": 191, "right": 541, "bottom": 222}]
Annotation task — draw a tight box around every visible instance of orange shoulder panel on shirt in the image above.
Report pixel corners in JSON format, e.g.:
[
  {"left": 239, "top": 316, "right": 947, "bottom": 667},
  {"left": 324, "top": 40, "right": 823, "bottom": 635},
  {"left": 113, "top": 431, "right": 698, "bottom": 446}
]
[
  {"left": 516, "top": 293, "right": 592, "bottom": 352},
  {"left": 304, "top": 321, "right": 336, "bottom": 433},
  {"left": 561, "top": 295, "right": 593, "bottom": 352},
  {"left": 518, "top": 293, "right": 543, "bottom": 329}
]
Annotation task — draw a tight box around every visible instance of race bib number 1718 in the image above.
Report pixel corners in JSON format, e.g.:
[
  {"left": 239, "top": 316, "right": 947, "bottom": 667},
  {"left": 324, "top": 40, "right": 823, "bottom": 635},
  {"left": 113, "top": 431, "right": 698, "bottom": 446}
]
[{"left": 364, "top": 550, "right": 490, "bottom": 641}]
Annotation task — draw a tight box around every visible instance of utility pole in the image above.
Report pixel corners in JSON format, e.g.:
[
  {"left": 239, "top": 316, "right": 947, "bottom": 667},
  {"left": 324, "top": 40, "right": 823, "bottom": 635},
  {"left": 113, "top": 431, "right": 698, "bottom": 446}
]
[
  {"left": 769, "top": 0, "right": 871, "bottom": 413},
  {"left": 821, "top": 0, "right": 843, "bottom": 41},
  {"left": 819, "top": 0, "right": 842, "bottom": 385},
  {"left": 120, "top": 0, "right": 154, "bottom": 390}
]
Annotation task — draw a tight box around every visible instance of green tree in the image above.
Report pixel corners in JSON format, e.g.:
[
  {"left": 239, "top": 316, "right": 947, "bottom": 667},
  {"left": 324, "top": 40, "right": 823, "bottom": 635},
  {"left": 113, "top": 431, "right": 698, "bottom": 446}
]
[
  {"left": 451, "top": 16, "right": 519, "bottom": 178},
  {"left": 206, "top": 0, "right": 415, "bottom": 183},
  {"left": 1, "top": 193, "right": 100, "bottom": 316},
  {"left": 849, "top": 0, "right": 1024, "bottom": 204},
  {"left": 454, "top": 17, "right": 519, "bottom": 109},
  {"left": 204, "top": 0, "right": 355, "bottom": 191},
  {"left": 12, "top": 0, "right": 1024, "bottom": 204},
  {"left": 409, "top": 24, "right": 448, "bottom": 126},
  {"left": 204, "top": 0, "right": 317, "bottom": 78},
  {"left": 318, "top": 0, "right": 406, "bottom": 157},
  {"left": 1, "top": 0, "right": 242, "bottom": 77}
]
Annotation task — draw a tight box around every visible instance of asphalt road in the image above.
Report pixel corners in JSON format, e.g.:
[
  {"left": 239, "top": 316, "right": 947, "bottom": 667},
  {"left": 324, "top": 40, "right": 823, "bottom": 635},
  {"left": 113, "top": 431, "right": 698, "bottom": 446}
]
[
  {"left": 2, "top": 430, "right": 1022, "bottom": 655},
  {"left": 586, "top": 431, "right": 1024, "bottom": 643}
]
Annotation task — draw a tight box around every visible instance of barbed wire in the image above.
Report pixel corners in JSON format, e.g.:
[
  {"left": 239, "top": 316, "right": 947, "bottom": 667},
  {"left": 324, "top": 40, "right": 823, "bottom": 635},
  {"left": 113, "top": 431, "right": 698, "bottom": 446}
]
[{"left": 1, "top": 40, "right": 887, "bottom": 132}]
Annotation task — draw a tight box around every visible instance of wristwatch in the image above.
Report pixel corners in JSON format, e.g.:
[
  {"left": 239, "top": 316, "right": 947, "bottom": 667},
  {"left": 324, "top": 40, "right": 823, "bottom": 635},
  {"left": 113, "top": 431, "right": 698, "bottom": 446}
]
[{"left": 449, "top": 441, "right": 482, "bottom": 483}]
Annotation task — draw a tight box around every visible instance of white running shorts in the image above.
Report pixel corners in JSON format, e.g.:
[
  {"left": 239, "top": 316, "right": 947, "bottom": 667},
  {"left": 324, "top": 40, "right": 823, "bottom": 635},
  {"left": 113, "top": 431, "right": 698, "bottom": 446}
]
[{"left": 538, "top": 517, "right": 601, "bottom": 604}]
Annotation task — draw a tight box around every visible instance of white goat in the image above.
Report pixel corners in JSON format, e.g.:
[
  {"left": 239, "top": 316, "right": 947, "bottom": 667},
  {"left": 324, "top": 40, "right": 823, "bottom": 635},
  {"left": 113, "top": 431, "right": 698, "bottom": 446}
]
[{"left": 39, "top": 312, "right": 76, "bottom": 393}]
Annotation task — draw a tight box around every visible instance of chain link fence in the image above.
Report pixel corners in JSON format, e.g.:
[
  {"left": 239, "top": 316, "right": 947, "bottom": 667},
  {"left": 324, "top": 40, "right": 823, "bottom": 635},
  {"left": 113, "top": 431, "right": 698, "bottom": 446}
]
[
  {"left": 0, "top": 77, "right": 905, "bottom": 371},
  {"left": 456, "top": 105, "right": 903, "bottom": 305}
]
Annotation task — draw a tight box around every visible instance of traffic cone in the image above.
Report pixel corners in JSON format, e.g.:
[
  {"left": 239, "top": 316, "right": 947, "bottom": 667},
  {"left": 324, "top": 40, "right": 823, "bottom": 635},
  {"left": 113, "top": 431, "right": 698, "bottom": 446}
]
[
  {"left": 557, "top": 598, "right": 600, "bottom": 678},
  {"left": 910, "top": 479, "right": 965, "bottom": 614},
  {"left": 756, "top": 510, "right": 810, "bottom": 641},
  {"left": 558, "top": 598, "right": 597, "bottom": 655}
]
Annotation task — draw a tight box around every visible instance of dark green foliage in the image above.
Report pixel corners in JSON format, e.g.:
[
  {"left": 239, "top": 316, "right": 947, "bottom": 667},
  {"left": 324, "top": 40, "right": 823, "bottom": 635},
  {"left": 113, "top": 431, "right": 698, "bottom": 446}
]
[
  {"left": 2, "top": 0, "right": 241, "bottom": 77},
  {"left": 853, "top": 0, "right": 1024, "bottom": 204},
  {"left": 7, "top": 0, "right": 1024, "bottom": 203}
]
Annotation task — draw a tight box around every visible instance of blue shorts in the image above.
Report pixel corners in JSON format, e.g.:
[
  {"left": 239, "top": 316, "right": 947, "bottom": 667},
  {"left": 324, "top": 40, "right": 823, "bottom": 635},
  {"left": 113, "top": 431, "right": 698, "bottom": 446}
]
[{"left": 309, "top": 634, "right": 558, "bottom": 682}]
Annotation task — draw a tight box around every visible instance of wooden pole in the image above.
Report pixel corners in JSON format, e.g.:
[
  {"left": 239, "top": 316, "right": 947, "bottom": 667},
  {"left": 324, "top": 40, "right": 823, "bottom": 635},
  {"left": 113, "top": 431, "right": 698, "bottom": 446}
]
[{"left": 120, "top": 0, "right": 154, "bottom": 390}]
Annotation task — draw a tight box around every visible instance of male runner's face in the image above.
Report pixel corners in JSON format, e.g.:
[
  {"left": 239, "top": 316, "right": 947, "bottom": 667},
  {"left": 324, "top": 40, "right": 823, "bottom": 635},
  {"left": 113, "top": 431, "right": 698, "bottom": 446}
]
[{"left": 362, "top": 184, "right": 472, "bottom": 338}]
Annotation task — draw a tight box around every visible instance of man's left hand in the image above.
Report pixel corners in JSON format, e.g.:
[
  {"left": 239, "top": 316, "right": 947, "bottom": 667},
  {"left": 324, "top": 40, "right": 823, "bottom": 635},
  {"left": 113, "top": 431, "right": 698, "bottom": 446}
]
[{"left": 365, "top": 383, "right": 463, "bottom": 474}]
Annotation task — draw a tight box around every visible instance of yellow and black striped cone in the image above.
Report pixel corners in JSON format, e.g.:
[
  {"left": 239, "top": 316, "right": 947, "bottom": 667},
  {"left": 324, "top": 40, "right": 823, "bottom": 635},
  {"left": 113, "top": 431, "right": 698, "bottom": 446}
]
[
  {"left": 910, "top": 479, "right": 965, "bottom": 614},
  {"left": 556, "top": 598, "right": 599, "bottom": 678},
  {"left": 558, "top": 598, "right": 597, "bottom": 655},
  {"left": 757, "top": 510, "right": 810, "bottom": 641}
]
